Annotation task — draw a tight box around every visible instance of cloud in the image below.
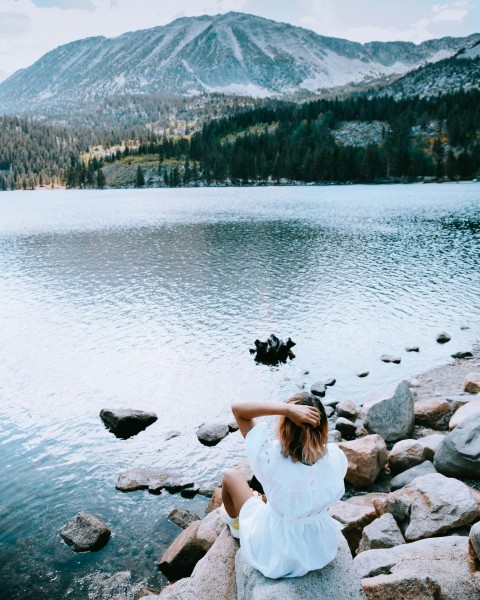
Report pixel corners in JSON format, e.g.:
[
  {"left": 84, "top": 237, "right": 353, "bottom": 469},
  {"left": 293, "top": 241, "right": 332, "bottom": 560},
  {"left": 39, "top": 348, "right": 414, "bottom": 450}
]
[
  {"left": 0, "top": 10, "right": 31, "bottom": 38},
  {"left": 32, "top": 0, "right": 94, "bottom": 9}
]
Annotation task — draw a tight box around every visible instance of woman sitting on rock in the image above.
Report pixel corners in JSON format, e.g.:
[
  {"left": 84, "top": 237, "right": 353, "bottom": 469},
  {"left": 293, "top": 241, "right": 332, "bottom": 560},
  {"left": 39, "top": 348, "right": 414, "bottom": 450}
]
[{"left": 220, "top": 392, "right": 348, "bottom": 579}]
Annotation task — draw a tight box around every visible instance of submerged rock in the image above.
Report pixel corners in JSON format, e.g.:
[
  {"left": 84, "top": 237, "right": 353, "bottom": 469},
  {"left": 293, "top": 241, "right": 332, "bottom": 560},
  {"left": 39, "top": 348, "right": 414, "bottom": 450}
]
[
  {"left": 451, "top": 351, "right": 473, "bottom": 359},
  {"left": 380, "top": 354, "right": 401, "bottom": 364},
  {"left": 60, "top": 511, "right": 111, "bottom": 552},
  {"left": 405, "top": 346, "right": 420, "bottom": 352},
  {"left": 356, "top": 371, "right": 369, "bottom": 378},
  {"left": 100, "top": 408, "right": 157, "bottom": 439}
]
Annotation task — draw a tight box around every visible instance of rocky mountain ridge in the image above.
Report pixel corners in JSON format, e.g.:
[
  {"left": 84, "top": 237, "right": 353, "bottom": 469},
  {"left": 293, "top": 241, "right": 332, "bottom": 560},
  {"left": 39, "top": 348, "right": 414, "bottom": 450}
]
[{"left": 0, "top": 12, "right": 479, "bottom": 113}]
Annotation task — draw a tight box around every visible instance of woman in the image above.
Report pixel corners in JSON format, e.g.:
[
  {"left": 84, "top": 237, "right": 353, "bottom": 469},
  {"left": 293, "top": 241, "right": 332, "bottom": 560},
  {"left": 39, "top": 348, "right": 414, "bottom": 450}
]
[{"left": 220, "top": 392, "right": 348, "bottom": 579}]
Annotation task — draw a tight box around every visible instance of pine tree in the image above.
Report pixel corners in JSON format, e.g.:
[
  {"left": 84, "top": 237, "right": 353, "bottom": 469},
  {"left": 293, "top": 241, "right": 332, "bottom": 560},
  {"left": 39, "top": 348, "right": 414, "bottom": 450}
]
[
  {"left": 96, "top": 169, "right": 106, "bottom": 189},
  {"left": 135, "top": 164, "right": 145, "bottom": 187}
]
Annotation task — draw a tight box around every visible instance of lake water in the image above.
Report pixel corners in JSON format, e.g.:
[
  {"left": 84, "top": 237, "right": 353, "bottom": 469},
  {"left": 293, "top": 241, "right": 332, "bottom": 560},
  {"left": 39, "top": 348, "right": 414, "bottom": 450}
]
[{"left": 0, "top": 183, "right": 479, "bottom": 598}]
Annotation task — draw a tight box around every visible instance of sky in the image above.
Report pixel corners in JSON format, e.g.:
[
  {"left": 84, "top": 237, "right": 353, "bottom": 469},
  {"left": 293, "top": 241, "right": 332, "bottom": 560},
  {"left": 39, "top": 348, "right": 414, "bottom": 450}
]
[{"left": 0, "top": 0, "right": 479, "bottom": 82}]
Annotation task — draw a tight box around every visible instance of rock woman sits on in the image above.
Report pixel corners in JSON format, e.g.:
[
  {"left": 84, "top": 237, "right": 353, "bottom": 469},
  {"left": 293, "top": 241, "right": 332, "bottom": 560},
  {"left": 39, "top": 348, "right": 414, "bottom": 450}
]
[{"left": 220, "top": 392, "right": 348, "bottom": 579}]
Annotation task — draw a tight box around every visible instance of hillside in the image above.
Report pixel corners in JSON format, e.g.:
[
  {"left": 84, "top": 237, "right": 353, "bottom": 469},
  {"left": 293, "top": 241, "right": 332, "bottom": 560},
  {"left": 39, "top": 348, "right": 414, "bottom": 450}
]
[{"left": 0, "top": 12, "right": 478, "bottom": 114}]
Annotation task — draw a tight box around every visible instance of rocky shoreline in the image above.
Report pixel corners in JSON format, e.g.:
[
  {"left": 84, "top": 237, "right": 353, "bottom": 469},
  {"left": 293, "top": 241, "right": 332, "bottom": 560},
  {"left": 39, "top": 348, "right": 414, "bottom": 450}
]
[{"left": 62, "top": 346, "right": 480, "bottom": 599}]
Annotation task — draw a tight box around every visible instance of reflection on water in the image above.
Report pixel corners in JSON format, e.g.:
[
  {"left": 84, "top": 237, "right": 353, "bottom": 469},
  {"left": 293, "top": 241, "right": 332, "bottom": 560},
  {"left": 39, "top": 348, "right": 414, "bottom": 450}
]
[{"left": 0, "top": 184, "right": 479, "bottom": 598}]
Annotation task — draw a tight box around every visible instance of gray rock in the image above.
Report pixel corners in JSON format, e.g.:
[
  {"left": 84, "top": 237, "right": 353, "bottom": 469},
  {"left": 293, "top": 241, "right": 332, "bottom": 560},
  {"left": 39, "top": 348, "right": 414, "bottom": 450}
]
[
  {"left": 339, "top": 435, "right": 388, "bottom": 488},
  {"left": 448, "top": 398, "right": 480, "bottom": 430},
  {"left": 100, "top": 408, "right": 158, "bottom": 439},
  {"left": 310, "top": 382, "right": 326, "bottom": 397},
  {"left": 318, "top": 377, "right": 336, "bottom": 387},
  {"left": 433, "top": 412, "right": 480, "bottom": 478},
  {"left": 436, "top": 331, "right": 451, "bottom": 344},
  {"left": 336, "top": 400, "right": 357, "bottom": 420},
  {"left": 390, "top": 460, "right": 437, "bottom": 491},
  {"left": 116, "top": 468, "right": 167, "bottom": 492},
  {"left": 451, "top": 351, "right": 473, "bottom": 359},
  {"left": 417, "top": 433, "right": 445, "bottom": 454},
  {"left": 380, "top": 354, "right": 401, "bottom": 364},
  {"left": 463, "top": 372, "right": 480, "bottom": 394},
  {"left": 323, "top": 398, "right": 340, "bottom": 407},
  {"left": 328, "top": 500, "right": 377, "bottom": 553},
  {"left": 60, "top": 511, "right": 111, "bottom": 552},
  {"left": 181, "top": 485, "right": 200, "bottom": 498},
  {"left": 157, "top": 528, "right": 239, "bottom": 600},
  {"left": 168, "top": 509, "right": 200, "bottom": 529},
  {"left": 196, "top": 423, "right": 229, "bottom": 446},
  {"left": 374, "top": 473, "right": 479, "bottom": 541},
  {"left": 388, "top": 438, "right": 435, "bottom": 473},
  {"left": 163, "top": 476, "right": 195, "bottom": 494},
  {"left": 354, "top": 536, "right": 479, "bottom": 600},
  {"left": 363, "top": 381, "right": 414, "bottom": 442},
  {"left": 235, "top": 533, "right": 366, "bottom": 600},
  {"left": 356, "top": 370, "right": 369, "bottom": 378},
  {"left": 324, "top": 405, "right": 334, "bottom": 418},
  {"left": 196, "top": 508, "right": 225, "bottom": 552},
  {"left": 405, "top": 346, "right": 420, "bottom": 352},
  {"left": 469, "top": 521, "right": 480, "bottom": 559},
  {"left": 328, "top": 430, "right": 342, "bottom": 443},
  {"left": 357, "top": 513, "right": 405, "bottom": 553},
  {"left": 335, "top": 417, "right": 357, "bottom": 439},
  {"left": 76, "top": 571, "right": 146, "bottom": 600}
]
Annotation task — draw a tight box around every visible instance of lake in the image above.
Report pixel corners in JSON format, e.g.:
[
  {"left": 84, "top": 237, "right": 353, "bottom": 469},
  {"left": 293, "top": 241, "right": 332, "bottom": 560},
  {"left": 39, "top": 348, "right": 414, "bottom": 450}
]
[{"left": 0, "top": 183, "right": 479, "bottom": 598}]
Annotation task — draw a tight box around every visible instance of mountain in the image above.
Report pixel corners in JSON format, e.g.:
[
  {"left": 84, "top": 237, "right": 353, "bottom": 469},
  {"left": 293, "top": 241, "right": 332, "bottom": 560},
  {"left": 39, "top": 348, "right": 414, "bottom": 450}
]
[
  {"left": 375, "top": 40, "right": 480, "bottom": 99},
  {"left": 0, "top": 12, "right": 479, "bottom": 114}
]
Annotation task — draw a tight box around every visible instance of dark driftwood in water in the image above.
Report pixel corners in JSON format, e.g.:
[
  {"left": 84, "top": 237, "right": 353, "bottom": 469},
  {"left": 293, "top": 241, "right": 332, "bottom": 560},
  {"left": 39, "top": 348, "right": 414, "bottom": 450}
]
[{"left": 250, "top": 334, "right": 296, "bottom": 365}]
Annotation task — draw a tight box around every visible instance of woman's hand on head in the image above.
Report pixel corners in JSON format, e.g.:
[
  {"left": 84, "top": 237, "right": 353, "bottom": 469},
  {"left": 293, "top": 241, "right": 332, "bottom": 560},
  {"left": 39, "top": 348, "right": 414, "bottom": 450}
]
[{"left": 286, "top": 404, "right": 321, "bottom": 428}]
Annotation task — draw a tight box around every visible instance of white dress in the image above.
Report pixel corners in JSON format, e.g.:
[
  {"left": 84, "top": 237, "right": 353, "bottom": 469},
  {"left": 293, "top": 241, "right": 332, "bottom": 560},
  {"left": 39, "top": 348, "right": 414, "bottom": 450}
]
[{"left": 239, "top": 421, "right": 348, "bottom": 579}]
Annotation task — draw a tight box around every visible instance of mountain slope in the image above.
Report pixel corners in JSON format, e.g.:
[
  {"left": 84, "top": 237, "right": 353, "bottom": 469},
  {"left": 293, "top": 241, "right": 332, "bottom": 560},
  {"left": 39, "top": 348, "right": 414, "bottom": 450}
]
[
  {"left": 375, "top": 40, "right": 480, "bottom": 99},
  {"left": 0, "top": 12, "right": 479, "bottom": 113}
]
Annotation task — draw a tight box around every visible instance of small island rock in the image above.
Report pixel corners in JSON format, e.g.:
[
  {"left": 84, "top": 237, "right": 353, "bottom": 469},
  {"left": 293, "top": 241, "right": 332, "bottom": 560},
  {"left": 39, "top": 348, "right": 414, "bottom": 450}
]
[
  {"left": 60, "top": 511, "right": 111, "bottom": 552},
  {"left": 196, "top": 423, "right": 229, "bottom": 446},
  {"left": 380, "top": 354, "right": 401, "bottom": 364},
  {"left": 436, "top": 331, "right": 451, "bottom": 344},
  {"left": 100, "top": 408, "right": 157, "bottom": 439}
]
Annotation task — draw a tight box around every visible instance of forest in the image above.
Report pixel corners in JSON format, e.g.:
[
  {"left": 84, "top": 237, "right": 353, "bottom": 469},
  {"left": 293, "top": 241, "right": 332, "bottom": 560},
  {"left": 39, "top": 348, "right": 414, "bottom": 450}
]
[{"left": 1, "top": 89, "right": 479, "bottom": 190}]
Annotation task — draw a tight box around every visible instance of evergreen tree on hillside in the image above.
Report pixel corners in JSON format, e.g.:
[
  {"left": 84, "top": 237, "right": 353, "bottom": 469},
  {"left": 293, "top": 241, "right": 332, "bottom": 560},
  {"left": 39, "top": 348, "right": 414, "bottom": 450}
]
[{"left": 135, "top": 164, "right": 145, "bottom": 187}]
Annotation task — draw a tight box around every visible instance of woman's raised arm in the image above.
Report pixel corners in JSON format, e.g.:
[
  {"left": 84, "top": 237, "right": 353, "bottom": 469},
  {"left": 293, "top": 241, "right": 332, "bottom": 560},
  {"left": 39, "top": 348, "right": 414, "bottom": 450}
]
[{"left": 231, "top": 401, "right": 320, "bottom": 438}]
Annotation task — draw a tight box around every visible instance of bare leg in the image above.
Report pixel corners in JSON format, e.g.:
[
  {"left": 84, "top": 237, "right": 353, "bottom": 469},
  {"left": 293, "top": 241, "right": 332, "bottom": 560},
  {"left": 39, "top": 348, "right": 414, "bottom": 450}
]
[{"left": 221, "top": 468, "right": 254, "bottom": 518}]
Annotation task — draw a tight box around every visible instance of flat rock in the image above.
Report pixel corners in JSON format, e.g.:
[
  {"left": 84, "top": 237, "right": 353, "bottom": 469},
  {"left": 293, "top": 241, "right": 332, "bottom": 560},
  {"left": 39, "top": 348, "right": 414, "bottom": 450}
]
[
  {"left": 363, "top": 381, "right": 414, "bottom": 442},
  {"left": 336, "top": 400, "right": 357, "bottom": 420},
  {"left": 168, "top": 509, "right": 200, "bottom": 530},
  {"left": 433, "top": 412, "right": 480, "bottom": 478},
  {"left": 463, "top": 372, "right": 480, "bottom": 394},
  {"left": 452, "top": 351, "right": 473, "bottom": 359},
  {"left": 436, "top": 331, "right": 451, "bottom": 344},
  {"left": 388, "top": 439, "right": 434, "bottom": 473},
  {"left": 374, "top": 473, "right": 479, "bottom": 541},
  {"left": 116, "top": 468, "right": 166, "bottom": 492},
  {"left": 335, "top": 417, "right": 357, "bottom": 440},
  {"left": 354, "top": 535, "right": 479, "bottom": 600},
  {"left": 100, "top": 408, "right": 158, "bottom": 439},
  {"left": 357, "top": 513, "right": 405, "bottom": 554},
  {"left": 390, "top": 460, "right": 437, "bottom": 491},
  {"left": 338, "top": 434, "right": 388, "bottom": 488},
  {"left": 328, "top": 500, "right": 377, "bottom": 553},
  {"left": 356, "top": 371, "right": 369, "bottom": 378},
  {"left": 360, "top": 570, "right": 441, "bottom": 600},
  {"left": 235, "top": 533, "right": 366, "bottom": 600},
  {"left": 449, "top": 398, "right": 480, "bottom": 429},
  {"left": 380, "top": 354, "right": 401, "bottom": 364},
  {"left": 158, "top": 528, "right": 239, "bottom": 600},
  {"left": 196, "top": 423, "right": 229, "bottom": 446},
  {"left": 310, "top": 382, "right": 326, "bottom": 397},
  {"left": 405, "top": 346, "right": 420, "bottom": 352},
  {"left": 163, "top": 476, "right": 195, "bottom": 494},
  {"left": 318, "top": 377, "right": 336, "bottom": 387},
  {"left": 60, "top": 511, "right": 111, "bottom": 552}
]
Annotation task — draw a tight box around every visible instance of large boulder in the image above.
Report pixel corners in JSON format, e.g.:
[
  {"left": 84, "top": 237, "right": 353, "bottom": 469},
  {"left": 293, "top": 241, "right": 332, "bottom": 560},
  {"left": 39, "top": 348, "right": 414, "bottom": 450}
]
[
  {"left": 388, "top": 438, "right": 435, "bottom": 473},
  {"left": 356, "top": 513, "right": 405, "bottom": 554},
  {"left": 464, "top": 372, "right": 480, "bottom": 394},
  {"left": 433, "top": 412, "right": 480, "bottom": 478},
  {"left": 362, "top": 381, "right": 414, "bottom": 442},
  {"left": 390, "top": 460, "right": 437, "bottom": 491},
  {"left": 157, "top": 528, "right": 239, "bottom": 600},
  {"left": 235, "top": 533, "right": 366, "bottom": 600},
  {"left": 328, "top": 500, "right": 377, "bottom": 553},
  {"left": 360, "top": 571, "right": 441, "bottom": 600},
  {"left": 196, "top": 423, "right": 229, "bottom": 446},
  {"left": 100, "top": 408, "right": 157, "bottom": 439},
  {"left": 374, "top": 473, "right": 479, "bottom": 541},
  {"left": 449, "top": 398, "right": 480, "bottom": 430},
  {"left": 338, "top": 435, "right": 388, "bottom": 488},
  {"left": 60, "top": 512, "right": 111, "bottom": 552},
  {"left": 354, "top": 536, "right": 479, "bottom": 600}
]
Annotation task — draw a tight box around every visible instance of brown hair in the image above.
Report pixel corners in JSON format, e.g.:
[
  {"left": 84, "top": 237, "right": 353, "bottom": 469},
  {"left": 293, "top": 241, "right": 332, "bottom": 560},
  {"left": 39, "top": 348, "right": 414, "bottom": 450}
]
[{"left": 276, "top": 392, "right": 329, "bottom": 465}]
